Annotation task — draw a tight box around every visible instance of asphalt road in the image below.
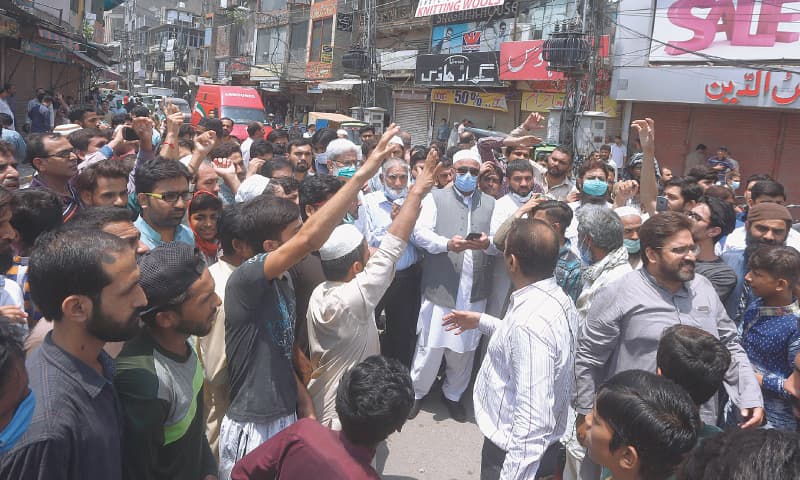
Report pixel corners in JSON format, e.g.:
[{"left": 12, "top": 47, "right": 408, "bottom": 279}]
[{"left": 377, "top": 383, "right": 484, "bottom": 480}]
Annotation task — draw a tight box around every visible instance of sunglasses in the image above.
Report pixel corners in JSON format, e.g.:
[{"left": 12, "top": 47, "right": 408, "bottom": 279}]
[{"left": 456, "top": 167, "right": 480, "bottom": 176}]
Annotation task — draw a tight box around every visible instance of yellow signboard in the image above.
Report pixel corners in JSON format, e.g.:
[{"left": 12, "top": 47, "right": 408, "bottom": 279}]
[
  {"left": 431, "top": 88, "right": 508, "bottom": 112},
  {"left": 521, "top": 92, "right": 618, "bottom": 117}
]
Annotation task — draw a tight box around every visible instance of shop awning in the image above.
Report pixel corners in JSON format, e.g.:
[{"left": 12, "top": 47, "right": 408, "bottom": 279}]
[
  {"left": 317, "top": 78, "right": 364, "bottom": 91},
  {"left": 309, "top": 112, "right": 362, "bottom": 123},
  {"left": 37, "top": 28, "right": 80, "bottom": 50},
  {"left": 71, "top": 51, "right": 121, "bottom": 79}
]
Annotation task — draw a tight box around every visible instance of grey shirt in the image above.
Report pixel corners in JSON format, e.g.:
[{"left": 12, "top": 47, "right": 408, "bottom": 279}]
[
  {"left": 696, "top": 258, "right": 738, "bottom": 305},
  {"left": 574, "top": 268, "right": 763, "bottom": 425}
]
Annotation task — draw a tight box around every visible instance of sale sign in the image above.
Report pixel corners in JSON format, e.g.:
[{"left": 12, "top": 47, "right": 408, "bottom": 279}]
[
  {"left": 650, "top": 0, "right": 800, "bottom": 61},
  {"left": 431, "top": 88, "right": 508, "bottom": 111},
  {"left": 499, "top": 41, "right": 564, "bottom": 81}
]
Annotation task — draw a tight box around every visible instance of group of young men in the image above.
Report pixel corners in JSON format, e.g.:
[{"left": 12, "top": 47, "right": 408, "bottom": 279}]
[{"left": 0, "top": 101, "right": 797, "bottom": 480}]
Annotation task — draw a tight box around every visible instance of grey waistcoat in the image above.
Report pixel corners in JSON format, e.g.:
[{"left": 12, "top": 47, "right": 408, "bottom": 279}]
[{"left": 421, "top": 185, "right": 495, "bottom": 308}]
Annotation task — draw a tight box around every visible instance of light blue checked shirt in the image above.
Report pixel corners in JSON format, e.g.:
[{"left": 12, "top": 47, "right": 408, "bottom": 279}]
[{"left": 362, "top": 190, "right": 420, "bottom": 271}]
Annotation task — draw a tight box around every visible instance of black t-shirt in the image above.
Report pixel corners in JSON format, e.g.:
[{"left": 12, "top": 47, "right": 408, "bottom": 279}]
[{"left": 225, "top": 253, "right": 298, "bottom": 423}]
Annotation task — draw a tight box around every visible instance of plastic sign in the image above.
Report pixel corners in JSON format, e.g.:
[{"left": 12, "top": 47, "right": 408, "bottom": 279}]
[
  {"left": 704, "top": 70, "right": 800, "bottom": 106},
  {"left": 416, "top": 0, "right": 506, "bottom": 18},
  {"left": 431, "top": 88, "right": 508, "bottom": 111}
]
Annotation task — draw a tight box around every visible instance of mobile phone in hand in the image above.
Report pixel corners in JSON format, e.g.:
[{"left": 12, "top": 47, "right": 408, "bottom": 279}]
[
  {"left": 465, "top": 232, "right": 482, "bottom": 241},
  {"left": 656, "top": 195, "right": 668, "bottom": 212},
  {"left": 123, "top": 127, "right": 140, "bottom": 141}
]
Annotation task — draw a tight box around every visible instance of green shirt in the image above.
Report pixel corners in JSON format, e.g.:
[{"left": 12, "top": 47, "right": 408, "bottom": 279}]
[{"left": 115, "top": 330, "right": 216, "bottom": 480}]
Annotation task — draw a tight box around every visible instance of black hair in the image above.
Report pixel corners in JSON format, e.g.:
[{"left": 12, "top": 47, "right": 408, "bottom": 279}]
[
  {"left": 686, "top": 166, "right": 717, "bottom": 184},
  {"left": 271, "top": 176, "right": 300, "bottom": 196},
  {"left": 29, "top": 230, "right": 131, "bottom": 321},
  {"left": 220, "top": 117, "right": 234, "bottom": 125},
  {"left": 0, "top": 113, "right": 13, "bottom": 127},
  {"left": 505, "top": 219, "right": 559, "bottom": 279},
  {"left": 444, "top": 145, "right": 461, "bottom": 162},
  {"left": 299, "top": 174, "right": 343, "bottom": 220},
  {"left": 640, "top": 211, "right": 692, "bottom": 266},
  {"left": 457, "top": 131, "right": 476, "bottom": 145},
  {"left": 361, "top": 139, "right": 377, "bottom": 159},
  {"left": 263, "top": 158, "right": 292, "bottom": 178},
  {"left": 266, "top": 129, "right": 288, "bottom": 142},
  {"left": 596, "top": 370, "right": 699, "bottom": 480},
  {"left": 750, "top": 180, "right": 786, "bottom": 203},
  {"left": 506, "top": 159, "right": 534, "bottom": 177},
  {"left": 409, "top": 146, "right": 428, "bottom": 167},
  {"left": 657, "top": 324, "right": 731, "bottom": 405},
  {"left": 321, "top": 241, "right": 365, "bottom": 282},
  {"left": 208, "top": 142, "right": 241, "bottom": 160},
  {"left": 553, "top": 145, "right": 573, "bottom": 161},
  {"left": 178, "top": 123, "right": 195, "bottom": 139},
  {"left": 73, "top": 158, "right": 130, "bottom": 195},
  {"left": 335, "top": 355, "right": 414, "bottom": 446},
  {"left": 311, "top": 127, "right": 337, "bottom": 150},
  {"left": 198, "top": 118, "right": 223, "bottom": 137},
  {"left": 217, "top": 203, "right": 242, "bottom": 255},
  {"left": 24, "top": 133, "right": 61, "bottom": 167},
  {"left": 577, "top": 158, "right": 607, "bottom": 180},
  {"left": 748, "top": 245, "right": 800, "bottom": 288},
  {"left": 189, "top": 191, "right": 223, "bottom": 215},
  {"left": 250, "top": 139, "right": 273, "bottom": 159},
  {"left": 131, "top": 106, "right": 151, "bottom": 118},
  {"left": 134, "top": 158, "right": 191, "bottom": 194},
  {"left": 10, "top": 189, "right": 63, "bottom": 251},
  {"left": 0, "top": 318, "right": 25, "bottom": 393},
  {"left": 66, "top": 206, "right": 136, "bottom": 231},
  {"left": 67, "top": 106, "right": 95, "bottom": 123},
  {"left": 237, "top": 195, "right": 300, "bottom": 252},
  {"left": 287, "top": 138, "right": 313, "bottom": 156},
  {"left": 246, "top": 122, "right": 263, "bottom": 137},
  {"left": 532, "top": 200, "right": 573, "bottom": 236},
  {"left": 745, "top": 173, "right": 772, "bottom": 187},
  {"left": 111, "top": 113, "right": 130, "bottom": 129},
  {"left": 664, "top": 178, "right": 704, "bottom": 205},
  {"left": 678, "top": 428, "right": 800, "bottom": 480},
  {"left": 698, "top": 195, "right": 736, "bottom": 243},
  {"left": 358, "top": 125, "right": 375, "bottom": 135}
]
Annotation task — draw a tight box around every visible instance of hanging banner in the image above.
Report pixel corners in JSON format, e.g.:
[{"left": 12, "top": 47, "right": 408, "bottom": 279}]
[
  {"left": 20, "top": 40, "right": 66, "bottom": 63},
  {"left": 431, "top": 88, "right": 508, "bottom": 111},
  {"left": 431, "top": 19, "right": 512, "bottom": 53},
  {"left": 416, "top": 0, "right": 506, "bottom": 18},
  {"left": 0, "top": 14, "right": 19, "bottom": 38},
  {"left": 521, "top": 92, "right": 617, "bottom": 117},
  {"left": 415, "top": 52, "right": 502, "bottom": 86},
  {"left": 431, "top": 1, "right": 517, "bottom": 26}
]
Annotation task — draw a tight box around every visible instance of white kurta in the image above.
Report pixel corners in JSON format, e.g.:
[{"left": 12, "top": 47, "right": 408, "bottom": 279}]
[
  {"left": 485, "top": 193, "right": 524, "bottom": 317},
  {"left": 412, "top": 192, "right": 491, "bottom": 354}
]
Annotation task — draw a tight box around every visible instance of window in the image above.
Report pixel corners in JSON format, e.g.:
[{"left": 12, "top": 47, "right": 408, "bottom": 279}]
[
  {"left": 289, "top": 19, "right": 309, "bottom": 51},
  {"left": 255, "top": 26, "right": 287, "bottom": 65},
  {"left": 260, "top": 0, "right": 288, "bottom": 12},
  {"left": 308, "top": 17, "right": 332, "bottom": 62}
]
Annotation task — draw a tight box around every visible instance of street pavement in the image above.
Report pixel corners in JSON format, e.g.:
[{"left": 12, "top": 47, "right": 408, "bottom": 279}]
[{"left": 377, "top": 384, "right": 484, "bottom": 480}]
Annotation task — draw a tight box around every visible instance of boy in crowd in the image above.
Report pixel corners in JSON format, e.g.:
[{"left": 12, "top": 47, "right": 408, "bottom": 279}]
[
  {"left": 737, "top": 246, "right": 800, "bottom": 430},
  {"left": 584, "top": 370, "right": 698, "bottom": 480},
  {"left": 656, "top": 324, "right": 730, "bottom": 439}
]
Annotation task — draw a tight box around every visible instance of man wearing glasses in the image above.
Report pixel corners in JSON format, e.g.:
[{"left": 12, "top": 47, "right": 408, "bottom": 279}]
[
  {"left": 574, "top": 211, "right": 764, "bottom": 477},
  {"left": 134, "top": 159, "right": 195, "bottom": 249},
  {"left": 26, "top": 133, "right": 82, "bottom": 221}
]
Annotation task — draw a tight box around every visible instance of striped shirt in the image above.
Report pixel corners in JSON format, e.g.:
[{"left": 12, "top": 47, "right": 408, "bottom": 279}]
[{"left": 473, "top": 277, "right": 579, "bottom": 480}]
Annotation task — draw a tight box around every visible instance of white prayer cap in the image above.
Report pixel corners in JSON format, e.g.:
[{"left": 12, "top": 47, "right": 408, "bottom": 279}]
[
  {"left": 614, "top": 206, "right": 643, "bottom": 219},
  {"left": 318, "top": 224, "right": 364, "bottom": 261},
  {"left": 389, "top": 136, "right": 405, "bottom": 147},
  {"left": 53, "top": 124, "right": 82, "bottom": 136},
  {"left": 235, "top": 174, "right": 270, "bottom": 203},
  {"left": 336, "top": 129, "right": 348, "bottom": 138},
  {"left": 453, "top": 149, "right": 480, "bottom": 164}
]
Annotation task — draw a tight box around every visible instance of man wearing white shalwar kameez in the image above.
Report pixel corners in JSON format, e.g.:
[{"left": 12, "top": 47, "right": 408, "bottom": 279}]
[{"left": 409, "top": 150, "right": 496, "bottom": 421}]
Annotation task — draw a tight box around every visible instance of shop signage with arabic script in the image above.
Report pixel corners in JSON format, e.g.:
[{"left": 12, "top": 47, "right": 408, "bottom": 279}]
[
  {"left": 704, "top": 70, "right": 800, "bottom": 107},
  {"left": 415, "top": 52, "right": 502, "bottom": 86}
]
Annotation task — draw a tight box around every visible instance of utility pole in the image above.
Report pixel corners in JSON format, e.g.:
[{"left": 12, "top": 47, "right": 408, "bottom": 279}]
[
  {"left": 359, "top": 0, "right": 376, "bottom": 108},
  {"left": 123, "top": 0, "right": 137, "bottom": 91}
]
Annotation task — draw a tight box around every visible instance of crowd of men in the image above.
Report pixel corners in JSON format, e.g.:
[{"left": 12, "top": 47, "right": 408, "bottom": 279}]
[{"left": 0, "top": 96, "right": 798, "bottom": 480}]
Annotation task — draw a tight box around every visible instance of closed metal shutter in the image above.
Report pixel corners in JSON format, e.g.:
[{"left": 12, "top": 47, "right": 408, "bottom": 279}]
[
  {"left": 775, "top": 111, "right": 800, "bottom": 205},
  {"left": 393, "top": 98, "right": 431, "bottom": 147},
  {"left": 631, "top": 102, "right": 691, "bottom": 174}
]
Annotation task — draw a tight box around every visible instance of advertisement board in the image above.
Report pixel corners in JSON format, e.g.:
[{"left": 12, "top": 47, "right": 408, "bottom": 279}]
[
  {"left": 416, "top": 0, "right": 506, "bottom": 18},
  {"left": 650, "top": 0, "right": 800, "bottom": 61},
  {"left": 431, "top": 19, "right": 511, "bottom": 53},
  {"left": 431, "top": 88, "right": 508, "bottom": 111},
  {"left": 415, "top": 52, "right": 502, "bottom": 86},
  {"left": 499, "top": 40, "right": 564, "bottom": 81}
]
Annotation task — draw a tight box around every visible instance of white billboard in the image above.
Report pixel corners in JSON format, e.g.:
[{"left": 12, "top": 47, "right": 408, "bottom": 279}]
[
  {"left": 416, "top": 0, "right": 505, "bottom": 18},
  {"left": 649, "top": 0, "right": 800, "bottom": 62}
]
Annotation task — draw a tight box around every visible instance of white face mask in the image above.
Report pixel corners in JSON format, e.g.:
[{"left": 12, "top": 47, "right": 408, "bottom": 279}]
[{"left": 510, "top": 191, "right": 533, "bottom": 204}]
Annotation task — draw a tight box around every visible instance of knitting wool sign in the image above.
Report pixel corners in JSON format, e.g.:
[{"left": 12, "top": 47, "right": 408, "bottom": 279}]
[
  {"left": 416, "top": 0, "right": 506, "bottom": 18},
  {"left": 650, "top": 0, "right": 800, "bottom": 61}
]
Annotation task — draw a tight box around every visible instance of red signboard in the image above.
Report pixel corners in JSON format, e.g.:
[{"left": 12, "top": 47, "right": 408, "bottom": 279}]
[
  {"left": 499, "top": 40, "right": 564, "bottom": 81},
  {"left": 311, "top": 0, "right": 336, "bottom": 20}
]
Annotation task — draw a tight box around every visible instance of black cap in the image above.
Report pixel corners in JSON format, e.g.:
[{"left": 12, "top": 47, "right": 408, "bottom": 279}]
[{"left": 137, "top": 242, "right": 205, "bottom": 315}]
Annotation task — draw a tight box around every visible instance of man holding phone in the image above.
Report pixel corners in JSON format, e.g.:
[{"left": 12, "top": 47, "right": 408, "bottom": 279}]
[{"left": 408, "top": 149, "right": 497, "bottom": 422}]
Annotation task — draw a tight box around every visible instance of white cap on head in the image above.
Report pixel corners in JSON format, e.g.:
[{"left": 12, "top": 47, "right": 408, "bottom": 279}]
[
  {"left": 53, "top": 124, "right": 82, "bottom": 136},
  {"left": 235, "top": 174, "right": 270, "bottom": 203},
  {"left": 318, "top": 224, "right": 364, "bottom": 261},
  {"left": 389, "top": 136, "right": 405, "bottom": 147},
  {"left": 453, "top": 149, "right": 480, "bottom": 164},
  {"left": 614, "top": 206, "right": 643, "bottom": 219},
  {"left": 336, "top": 129, "right": 348, "bottom": 137}
]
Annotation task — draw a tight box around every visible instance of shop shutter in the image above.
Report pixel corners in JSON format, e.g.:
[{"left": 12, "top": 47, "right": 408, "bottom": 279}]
[
  {"left": 394, "top": 98, "right": 431, "bottom": 146},
  {"left": 775, "top": 111, "right": 800, "bottom": 206},
  {"left": 631, "top": 103, "right": 691, "bottom": 174}
]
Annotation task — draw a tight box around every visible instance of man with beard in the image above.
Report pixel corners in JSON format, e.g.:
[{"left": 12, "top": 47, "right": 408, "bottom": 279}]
[
  {"left": 0, "top": 230, "right": 147, "bottom": 479},
  {"left": 287, "top": 139, "right": 314, "bottom": 181},
  {"left": 134, "top": 159, "right": 195, "bottom": 249},
  {"left": 721, "top": 202, "right": 793, "bottom": 322},
  {"left": 115, "top": 242, "right": 221, "bottom": 480},
  {"left": 574, "top": 212, "right": 764, "bottom": 479},
  {"left": 27, "top": 133, "right": 82, "bottom": 221}
]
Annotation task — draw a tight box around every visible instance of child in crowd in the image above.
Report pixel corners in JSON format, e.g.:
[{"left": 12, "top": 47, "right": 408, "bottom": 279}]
[
  {"left": 188, "top": 190, "right": 222, "bottom": 265},
  {"left": 585, "top": 370, "right": 699, "bottom": 480},
  {"left": 657, "top": 324, "right": 730, "bottom": 438},
  {"left": 737, "top": 245, "right": 800, "bottom": 430}
]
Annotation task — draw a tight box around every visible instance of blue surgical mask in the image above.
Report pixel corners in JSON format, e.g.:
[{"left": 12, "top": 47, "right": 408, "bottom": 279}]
[
  {"left": 731, "top": 181, "right": 740, "bottom": 191},
  {"left": 385, "top": 187, "right": 407, "bottom": 202},
  {"left": 582, "top": 179, "right": 608, "bottom": 197},
  {"left": 624, "top": 238, "right": 641, "bottom": 254},
  {"left": 510, "top": 191, "right": 533, "bottom": 204},
  {"left": 0, "top": 390, "right": 34, "bottom": 454},
  {"left": 454, "top": 172, "right": 477, "bottom": 193},
  {"left": 336, "top": 165, "right": 357, "bottom": 179}
]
